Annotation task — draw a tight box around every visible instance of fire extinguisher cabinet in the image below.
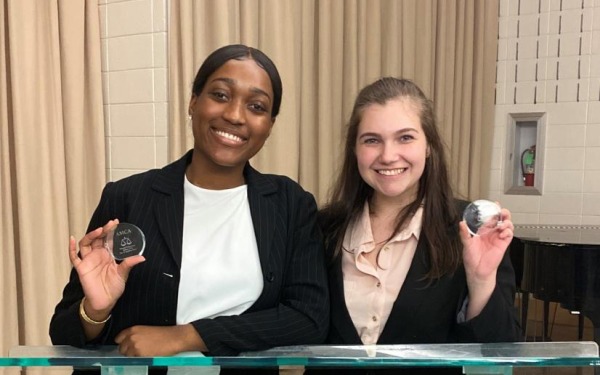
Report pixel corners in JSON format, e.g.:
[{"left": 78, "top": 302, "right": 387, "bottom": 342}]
[{"left": 504, "top": 112, "right": 545, "bottom": 195}]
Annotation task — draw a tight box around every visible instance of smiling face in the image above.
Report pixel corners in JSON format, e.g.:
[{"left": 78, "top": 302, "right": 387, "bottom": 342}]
[
  {"left": 355, "top": 98, "right": 429, "bottom": 207},
  {"left": 188, "top": 58, "right": 275, "bottom": 182}
]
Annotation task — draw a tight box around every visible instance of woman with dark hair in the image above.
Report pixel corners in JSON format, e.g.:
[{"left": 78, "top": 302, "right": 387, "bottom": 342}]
[
  {"left": 318, "top": 77, "right": 519, "bottom": 373},
  {"left": 50, "top": 45, "right": 329, "bottom": 369}
]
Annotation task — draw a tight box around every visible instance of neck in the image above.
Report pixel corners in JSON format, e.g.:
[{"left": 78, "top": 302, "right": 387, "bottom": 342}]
[{"left": 186, "top": 154, "right": 245, "bottom": 190}]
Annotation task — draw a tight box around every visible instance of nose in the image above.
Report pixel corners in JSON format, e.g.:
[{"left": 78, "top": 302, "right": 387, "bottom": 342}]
[
  {"left": 379, "top": 142, "right": 399, "bottom": 164},
  {"left": 222, "top": 99, "right": 245, "bottom": 125}
]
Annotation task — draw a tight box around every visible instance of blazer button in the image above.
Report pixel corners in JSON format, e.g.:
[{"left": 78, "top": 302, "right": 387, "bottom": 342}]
[{"left": 266, "top": 272, "right": 275, "bottom": 282}]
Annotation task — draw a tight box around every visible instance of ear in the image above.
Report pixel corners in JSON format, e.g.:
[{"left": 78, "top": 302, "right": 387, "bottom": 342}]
[
  {"left": 426, "top": 145, "right": 431, "bottom": 158},
  {"left": 188, "top": 95, "right": 198, "bottom": 116}
]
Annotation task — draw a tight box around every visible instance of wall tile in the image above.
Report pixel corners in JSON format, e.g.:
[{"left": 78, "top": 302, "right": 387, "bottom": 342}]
[
  {"left": 110, "top": 169, "right": 146, "bottom": 182},
  {"left": 548, "top": 12, "right": 561, "bottom": 35},
  {"left": 545, "top": 80, "right": 560, "bottom": 101},
  {"left": 155, "top": 102, "right": 168, "bottom": 137},
  {"left": 153, "top": 32, "right": 167, "bottom": 68},
  {"left": 583, "top": 7, "right": 594, "bottom": 30},
  {"left": 519, "top": 37, "right": 540, "bottom": 59},
  {"left": 496, "top": 82, "right": 507, "bottom": 104},
  {"left": 591, "top": 55, "right": 600, "bottom": 76},
  {"left": 516, "top": 81, "right": 537, "bottom": 103},
  {"left": 103, "top": 105, "right": 111, "bottom": 136},
  {"left": 590, "top": 101, "right": 600, "bottom": 121},
  {"left": 110, "top": 103, "right": 155, "bottom": 137},
  {"left": 545, "top": 147, "right": 586, "bottom": 169},
  {"left": 102, "top": 72, "right": 109, "bottom": 104},
  {"left": 101, "top": 39, "right": 108, "bottom": 72},
  {"left": 497, "top": 61, "right": 508, "bottom": 83},
  {"left": 580, "top": 55, "right": 592, "bottom": 77},
  {"left": 587, "top": 124, "right": 600, "bottom": 146},
  {"left": 108, "top": 69, "right": 154, "bottom": 104},
  {"left": 108, "top": 34, "right": 153, "bottom": 71},
  {"left": 595, "top": 7, "right": 600, "bottom": 30},
  {"left": 499, "top": 17, "right": 510, "bottom": 39},
  {"left": 593, "top": 31, "right": 600, "bottom": 54},
  {"left": 546, "top": 102, "right": 588, "bottom": 123},
  {"left": 508, "top": 39, "right": 519, "bottom": 60},
  {"left": 507, "top": 17, "right": 520, "bottom": 37},
  {"left": 520, "top": 0, "right": 540, "bottom": 15},
  {"left": 545, "top": 124, "right": 586, "bottom": 147},
  {"left": 540, "top": 193, "right": 583, "bottom": 214},
  {"left": 543, "top": 170, "right": 584, "bottom": 192},
  {"left": 548, "top": 35, "right": 560, "bottom": 56},
  {"left": 559, "top": 34, "right": 583, "bottom": 56},
  {"left": 489, "top": 169, "right": 503, "bottom": 191},
  {"left": 508, "top": 0, "right": 519, "bottom": 16},
  {"left": 583, "top": 170, "right": 600, "bottom": 192},
  {"left": 558, "top": 78, "right": 582, "bottom": 101},
  {"left": 581, "top": 215, "right": 600, "bottom": 224},
  {"left": 511, "top": 212, "right": 540, "bottom": 224},
  {"left": 106, "top": 0, "right": 152, "bottom": 38},
  {"left": 561, "top": 10, "right": 584, "bottom": 33},
  {"left": 517, "top": 59, "right": 538, "bottom": 81},
  {"left": 558, "top": 56, "right": 580, "bottom": 79},
  {"left": 111, "top": 136, "right": 156, "bottom": 169},
  {"left": 519, "top": 14, "right": 540, "bottom": 36},
  {"left": 560, "top": 0, "right": 586, "bottom": 10},
  {"left": 500, "top": 194, "right": 541, "bottom": 213},
  {"left": 585, "top": 147, "right": 600, "bottom": 169},
  {"left": 499, "top": 0, "right": 510, "bottom": 17},
  {"left": 498, "top": 38, "right": 509, "bottom": 61},
  {"left": 539, "top": 214, "right": 582, "bottom": 224},
  {"left": 491, "top": 147, "right": 504, "bottom": 170},
  {"left": 153, "top": 0, "right": 167, "bottom": 32},
  {"left": 155, "top": 136, "right": 168, "bottom": 167},
  {"left": 583, "top": 195, "right": 600, "bottom": 215},
  {"left": 549, "top": 0, "right": 562, "bottom": 12},
  {"left": 154, "top": 68, "right": 167, "bottom": 102}
]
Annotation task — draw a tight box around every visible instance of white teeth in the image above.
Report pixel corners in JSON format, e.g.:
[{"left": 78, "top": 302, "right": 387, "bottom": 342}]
[
  {"left": 214, "top": 130, "right": 244, "bottom": 142},
  {"left": 378, "top": 168, "right": 406, "bottom": 176}
]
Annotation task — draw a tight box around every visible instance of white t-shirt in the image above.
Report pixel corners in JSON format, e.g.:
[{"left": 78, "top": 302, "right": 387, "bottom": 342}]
[{"left": 176, "top": 176, "right": 263, "bottom": 324}]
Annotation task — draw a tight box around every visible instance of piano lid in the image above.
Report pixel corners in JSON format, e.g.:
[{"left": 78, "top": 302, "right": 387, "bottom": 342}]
[{"left": 514, "top": 225, "right": 600, "bottom": 246}]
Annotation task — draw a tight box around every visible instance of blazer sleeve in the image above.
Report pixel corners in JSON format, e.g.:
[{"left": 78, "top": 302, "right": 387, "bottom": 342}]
[
  {"left": 454, "top": 250, "right": 522, "bottom": 342},
  {"left": 49, "top": 182, "right": 119, "bottom": 346},
  {"left": 190, "top": 187, "right": 330, "bottom": 356}
]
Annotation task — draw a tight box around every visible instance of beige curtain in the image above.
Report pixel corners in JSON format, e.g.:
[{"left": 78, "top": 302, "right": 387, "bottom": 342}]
[
  {"left": 169, "top": 0, "right": 498, "bottom": 203},
  {"left": 0, "top": 0, "right": 105, "bottom": 363}
]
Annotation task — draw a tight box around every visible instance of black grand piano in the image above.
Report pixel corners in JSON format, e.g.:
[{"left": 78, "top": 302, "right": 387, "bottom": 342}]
[{"left": 511, "top": 225, "right": 600, "bottom": 344}]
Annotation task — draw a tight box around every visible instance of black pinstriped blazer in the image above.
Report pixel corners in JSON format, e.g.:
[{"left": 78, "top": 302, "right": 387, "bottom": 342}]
[
  {"left": 50, "top": 150, "right": 329, "bottom": 359},
  {"left": 307, "top": 202, "right": 521, "bottom": 374}
]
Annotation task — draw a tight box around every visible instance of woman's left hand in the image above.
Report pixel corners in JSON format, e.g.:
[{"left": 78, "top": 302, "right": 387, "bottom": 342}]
[
  {"left": 459, "top": 206, "right": 514, "bottom": 319},
  {"left": 114, "top": 324, "right": 207, "bottom": 356}
]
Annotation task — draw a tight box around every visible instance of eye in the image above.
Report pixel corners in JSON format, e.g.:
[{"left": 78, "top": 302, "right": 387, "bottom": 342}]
[
  {"left": 399, "top": 134, "right": 415, "bottom": 142},
  {"left": 209, "top": 91, "right": 229, "bottom": 102},
  {"left": 362, "top": 138, "right": 380, "bottom": 145},
  {"left": 248, "top": 102, "right": 268, "bottom": 114}
]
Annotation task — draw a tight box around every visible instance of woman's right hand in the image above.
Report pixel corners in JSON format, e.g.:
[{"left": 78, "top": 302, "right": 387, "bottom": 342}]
[{"left": 69, "top": 219, "right": 146, "bottom": 317}]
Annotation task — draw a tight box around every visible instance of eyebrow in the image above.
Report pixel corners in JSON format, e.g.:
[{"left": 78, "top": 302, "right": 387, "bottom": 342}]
[
  {"left": 358, "top": 127, "right": 419, "bottom": 138},
  {"left": 210, "top": 77, "right": 272, "bottom": 101}
]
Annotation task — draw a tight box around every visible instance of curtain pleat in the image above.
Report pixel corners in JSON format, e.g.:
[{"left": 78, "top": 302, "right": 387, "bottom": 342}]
[{"left": 0, "top": 0, "right": 104, "bottom": 365}]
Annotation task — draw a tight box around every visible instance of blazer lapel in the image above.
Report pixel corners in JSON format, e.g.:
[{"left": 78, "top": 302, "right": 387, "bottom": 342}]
[
  {"left": 330, "top": 254, "right": 364, "bottom": 344},
  {"left": 244, "top": 164, "right": 277, "bottom": 277},
  {"left": 378, "top": 237, "right": 430, "bottom": 343},
  {"left": 151, "top": 151, "right": 190, "bottom": 269}
]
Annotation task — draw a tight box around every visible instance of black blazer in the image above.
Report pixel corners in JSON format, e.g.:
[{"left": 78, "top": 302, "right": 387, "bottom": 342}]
[
  {"left": 310, "top": 201, "right": 520, "bottom": 374},
  {"left": 50, "top": 150, "right": 329, "bottom": 358}
]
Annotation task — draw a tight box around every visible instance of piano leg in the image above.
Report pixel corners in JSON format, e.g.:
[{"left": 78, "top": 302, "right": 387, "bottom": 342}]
[
  {"left": 543, "top": 300, "right": 550, "bottom": 341},
  {"left": 521, "top": 292, "right": 529, "bottom": 341},
  {"left": 579, "top": 314, "right": 584, "bottom": 341}
]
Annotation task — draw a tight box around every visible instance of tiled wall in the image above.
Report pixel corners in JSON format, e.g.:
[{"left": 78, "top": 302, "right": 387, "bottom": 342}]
[
  {"left": 99, "top": 0, "right": 168, "bottom": 182},
  {"left": 492, "top": 0, "right": 600, "bottom": 225}
]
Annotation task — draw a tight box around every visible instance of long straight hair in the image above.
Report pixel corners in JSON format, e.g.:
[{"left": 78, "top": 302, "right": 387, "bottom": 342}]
[{"left": 321, "top": 78, "right": 462, "bottom": 279}]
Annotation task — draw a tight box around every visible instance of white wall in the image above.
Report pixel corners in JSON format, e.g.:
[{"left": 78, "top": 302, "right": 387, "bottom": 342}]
[
  {"left": 492, "top": 0, "right": 600, "bottom": 225},
  {"left": 99, "top": 0, "right": 169, "bottom": 182}
]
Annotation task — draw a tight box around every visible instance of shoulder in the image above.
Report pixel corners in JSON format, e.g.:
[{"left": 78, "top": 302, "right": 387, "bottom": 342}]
[{"left": 245, "top": 165, "right": 315, "bottom": 201}]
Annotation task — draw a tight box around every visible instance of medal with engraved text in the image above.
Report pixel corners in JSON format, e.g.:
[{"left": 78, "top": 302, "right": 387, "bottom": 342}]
[{"left": 104, "top": 222, "right": 146, "bottom": 260}]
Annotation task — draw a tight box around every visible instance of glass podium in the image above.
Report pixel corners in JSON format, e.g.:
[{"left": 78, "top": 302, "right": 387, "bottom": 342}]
[{"left": 3, "top": 342, "right": 600, "bottom": 374}]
